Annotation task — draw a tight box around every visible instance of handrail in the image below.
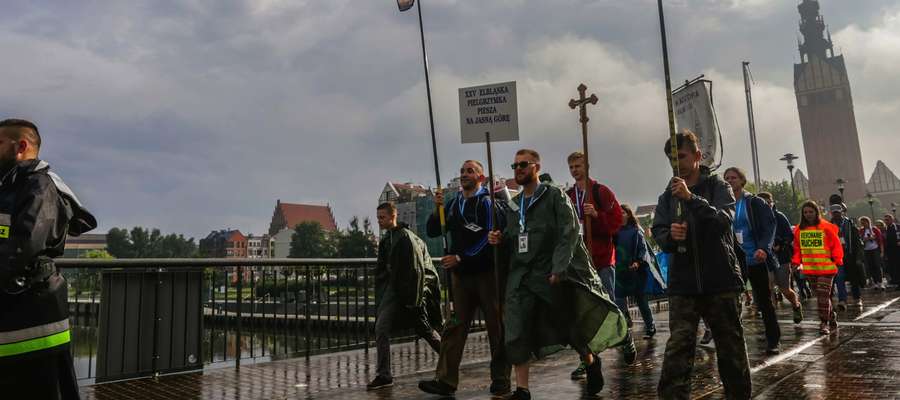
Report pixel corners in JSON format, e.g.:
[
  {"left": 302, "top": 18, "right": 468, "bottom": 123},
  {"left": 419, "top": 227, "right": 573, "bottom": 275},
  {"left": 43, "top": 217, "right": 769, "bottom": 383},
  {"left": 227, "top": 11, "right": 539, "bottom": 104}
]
[{"left": 52, "top": 257, "right": 442, "bottom": 269}]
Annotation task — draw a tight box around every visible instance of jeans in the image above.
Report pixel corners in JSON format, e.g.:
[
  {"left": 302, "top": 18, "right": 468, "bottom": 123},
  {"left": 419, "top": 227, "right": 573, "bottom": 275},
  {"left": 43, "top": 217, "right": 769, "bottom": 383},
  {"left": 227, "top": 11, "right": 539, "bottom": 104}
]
[
  {"left": 597, "top": 266, "right": 615, "bottom": 299},
  {"left": 834, "top": 266, "right": 862, "bottom": 302}
]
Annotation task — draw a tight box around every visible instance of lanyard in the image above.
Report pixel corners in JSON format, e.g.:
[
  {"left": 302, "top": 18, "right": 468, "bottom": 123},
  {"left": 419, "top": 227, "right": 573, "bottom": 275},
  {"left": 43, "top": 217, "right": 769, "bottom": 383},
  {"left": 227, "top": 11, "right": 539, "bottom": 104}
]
[
  {"left": 575, "top": 187, "right": 585, "bottom": 220},
  {"left": 457, "top": 187, "right": 485, "bottom": 225},
  {"left": 735, "top": 196, "right": 745, "bottom": 222},
  {"left": 519, "top": 192, "right": 537, "bottom": 232}
]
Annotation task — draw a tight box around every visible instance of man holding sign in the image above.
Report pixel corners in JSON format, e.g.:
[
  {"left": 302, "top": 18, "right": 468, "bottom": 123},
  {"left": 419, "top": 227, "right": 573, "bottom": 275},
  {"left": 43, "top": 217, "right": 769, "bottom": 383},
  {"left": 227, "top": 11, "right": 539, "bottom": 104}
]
[
  {"left": 418, "top": 160, "right": 511, "bottom": 397},
  {"left": 488, "top": 149, "right": 628, "bottom": 399}
]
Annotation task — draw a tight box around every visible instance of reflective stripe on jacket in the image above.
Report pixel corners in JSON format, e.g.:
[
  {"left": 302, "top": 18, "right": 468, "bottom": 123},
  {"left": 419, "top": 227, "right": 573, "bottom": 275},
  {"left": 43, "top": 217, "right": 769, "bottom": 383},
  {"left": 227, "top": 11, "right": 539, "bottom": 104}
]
[
  {"left": 792, "top": 221, "right": 843, "bottom": 275},
  {"left": 0, "top": 318, "right": 70, "bottom": 357}
]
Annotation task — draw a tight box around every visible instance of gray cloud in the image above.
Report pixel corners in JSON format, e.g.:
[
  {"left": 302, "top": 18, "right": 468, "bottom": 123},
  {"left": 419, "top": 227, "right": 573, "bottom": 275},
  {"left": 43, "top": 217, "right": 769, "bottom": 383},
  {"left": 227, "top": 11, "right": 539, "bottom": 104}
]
[{"left": 0, "top": 0, "right": 896, "bottom": 239}]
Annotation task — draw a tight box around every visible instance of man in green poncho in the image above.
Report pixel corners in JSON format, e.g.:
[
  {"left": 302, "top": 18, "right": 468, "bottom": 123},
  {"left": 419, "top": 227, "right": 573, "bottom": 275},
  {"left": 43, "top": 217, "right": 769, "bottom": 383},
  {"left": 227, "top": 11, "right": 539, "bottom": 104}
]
[
  {"left": 366, "top": 202, "right": 443, "bottom": 391},
  {"left": 487, "top": 149, "right": 629, "bottom": 400}
]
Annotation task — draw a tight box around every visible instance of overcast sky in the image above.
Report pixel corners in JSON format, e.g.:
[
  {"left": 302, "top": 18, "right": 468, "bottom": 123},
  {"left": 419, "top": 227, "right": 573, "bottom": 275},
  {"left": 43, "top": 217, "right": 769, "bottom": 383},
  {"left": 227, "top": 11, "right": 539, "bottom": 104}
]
[{"left": 1, "top": 0, "right": 898, "bottom": 239}]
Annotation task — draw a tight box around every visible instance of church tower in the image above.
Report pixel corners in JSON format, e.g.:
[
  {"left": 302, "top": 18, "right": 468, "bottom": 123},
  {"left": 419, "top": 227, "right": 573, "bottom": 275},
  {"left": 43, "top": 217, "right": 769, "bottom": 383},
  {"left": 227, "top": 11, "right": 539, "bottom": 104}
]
[{"left": 794, "top": 0, "right": 866, "bottom": 202}]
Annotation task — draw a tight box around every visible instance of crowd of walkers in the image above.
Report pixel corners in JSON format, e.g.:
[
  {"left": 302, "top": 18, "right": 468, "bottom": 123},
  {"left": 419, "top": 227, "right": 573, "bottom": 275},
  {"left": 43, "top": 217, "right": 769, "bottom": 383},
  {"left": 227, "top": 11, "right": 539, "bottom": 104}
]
[{"left": 366, "top": 130, "right": 896, "bottom": 399}]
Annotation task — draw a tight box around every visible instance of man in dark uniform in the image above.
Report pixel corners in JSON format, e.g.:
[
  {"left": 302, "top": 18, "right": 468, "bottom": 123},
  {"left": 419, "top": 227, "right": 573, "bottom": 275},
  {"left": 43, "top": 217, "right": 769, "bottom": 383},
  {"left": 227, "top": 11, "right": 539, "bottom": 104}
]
[
  {"left": 882, "top": 214, "right": 900, "bottom": 289},
  {"left": 0, "top": 118, "right": 97, "bottom": 400}
]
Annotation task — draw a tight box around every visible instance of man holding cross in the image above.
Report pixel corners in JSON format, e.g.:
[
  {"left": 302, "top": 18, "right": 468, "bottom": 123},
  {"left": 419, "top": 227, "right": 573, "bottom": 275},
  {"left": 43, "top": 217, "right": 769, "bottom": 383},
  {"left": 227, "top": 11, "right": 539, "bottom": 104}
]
[{"left": 488, "top": 149, "right": 629, "bottom": 399}]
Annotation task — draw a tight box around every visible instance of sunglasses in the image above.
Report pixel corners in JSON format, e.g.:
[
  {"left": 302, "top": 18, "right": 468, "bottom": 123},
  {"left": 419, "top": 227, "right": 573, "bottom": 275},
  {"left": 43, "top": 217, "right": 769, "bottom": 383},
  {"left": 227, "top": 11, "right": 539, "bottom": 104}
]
[{"left": 510, "top": 161, "right": 536, "bottom": 170}]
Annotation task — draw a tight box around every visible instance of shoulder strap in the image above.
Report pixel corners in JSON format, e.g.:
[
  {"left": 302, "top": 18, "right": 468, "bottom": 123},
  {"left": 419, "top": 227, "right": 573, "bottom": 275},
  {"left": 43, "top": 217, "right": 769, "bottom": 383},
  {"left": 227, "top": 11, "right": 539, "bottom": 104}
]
[{"left": 591, "top": 182, "right": 603, "bottom": 210}]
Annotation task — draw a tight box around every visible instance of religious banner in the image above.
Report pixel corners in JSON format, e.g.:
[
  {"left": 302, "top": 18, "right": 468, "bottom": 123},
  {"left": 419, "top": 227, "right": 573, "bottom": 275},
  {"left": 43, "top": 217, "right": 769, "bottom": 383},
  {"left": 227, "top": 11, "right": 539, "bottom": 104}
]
[
  {"left": 672, "top": 80, "right": 718, "bottom": 167},
  {"left": 458, "top": 81, "right": 519, "bottom": 144}
]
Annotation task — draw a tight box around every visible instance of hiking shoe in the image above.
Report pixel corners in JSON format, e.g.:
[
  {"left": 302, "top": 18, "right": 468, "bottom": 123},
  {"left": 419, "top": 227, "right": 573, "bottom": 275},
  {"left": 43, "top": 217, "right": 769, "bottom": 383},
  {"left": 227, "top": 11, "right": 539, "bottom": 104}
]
[
  {"left": 766, "top": 344, "right": 781, "bottom": 355},
  {"left": 622, "top": 333, "right": 637, "bottom": 364},
  {"left": 829, "top": 311, "right": 838, "bottom": 331},
  {"left": 509, "top": 387, "right": 531, "bottom": 400},
  {"left": 644, "top": 326, "right": 657, "bottom": 339},
  {"left": 418, "top": 379, "right": 455, "bottom": 396},
  {"left": 570, "top": 362, "right": 587, "bottom": 380},
  {"left": 586, "top": 357, "right": 605, "bottom": 395},
  {"left": 836, "top": 301, "right": 847, "bottom": 312},
  {"left": 489, "top": 380, "right": 511, "bottom": 396},
  {"left": 700, "top": 330, "right": 713, "bottom": 345},
  {"left": 366, "top": 376, "right": 393, "bottom": 390},
  {"left": 793, "top": 305, "right": 804, "bottom": 324}
]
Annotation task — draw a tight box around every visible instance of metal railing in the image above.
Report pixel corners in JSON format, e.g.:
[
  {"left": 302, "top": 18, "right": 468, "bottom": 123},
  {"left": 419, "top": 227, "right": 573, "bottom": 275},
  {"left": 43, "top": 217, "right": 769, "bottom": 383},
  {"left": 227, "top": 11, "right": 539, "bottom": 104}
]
[{"left": 57, "top": 258, "right": 482, "bottom": 384}]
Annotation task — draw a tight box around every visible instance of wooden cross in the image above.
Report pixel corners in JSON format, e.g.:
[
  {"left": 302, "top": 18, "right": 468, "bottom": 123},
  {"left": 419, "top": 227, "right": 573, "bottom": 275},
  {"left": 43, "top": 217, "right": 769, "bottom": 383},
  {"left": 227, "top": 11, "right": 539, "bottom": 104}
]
[{"left": 569, "top": 83, "right": 599, "bottom": 250}]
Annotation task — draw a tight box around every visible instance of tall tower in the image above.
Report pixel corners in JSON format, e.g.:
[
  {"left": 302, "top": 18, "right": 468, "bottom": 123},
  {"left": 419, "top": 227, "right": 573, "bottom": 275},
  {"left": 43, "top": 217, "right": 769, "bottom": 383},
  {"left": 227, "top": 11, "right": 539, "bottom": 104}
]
[{"left": 794, "top": 0, "right": 866, "bottom": 202}]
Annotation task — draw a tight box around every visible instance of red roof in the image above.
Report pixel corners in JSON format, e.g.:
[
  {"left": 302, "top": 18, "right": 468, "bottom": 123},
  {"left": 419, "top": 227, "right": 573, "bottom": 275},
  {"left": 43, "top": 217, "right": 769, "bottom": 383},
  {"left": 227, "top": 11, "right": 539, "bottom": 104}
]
[{"left": 274, "top": 202, "right": 337, "bottom": 232}]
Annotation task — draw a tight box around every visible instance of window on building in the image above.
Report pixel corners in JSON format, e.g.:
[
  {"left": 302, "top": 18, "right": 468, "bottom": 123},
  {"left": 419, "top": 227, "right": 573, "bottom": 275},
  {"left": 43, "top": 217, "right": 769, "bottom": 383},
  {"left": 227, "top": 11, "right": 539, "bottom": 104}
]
[{"left": 800, "top": 95, "right": 808, "bottom": 107}]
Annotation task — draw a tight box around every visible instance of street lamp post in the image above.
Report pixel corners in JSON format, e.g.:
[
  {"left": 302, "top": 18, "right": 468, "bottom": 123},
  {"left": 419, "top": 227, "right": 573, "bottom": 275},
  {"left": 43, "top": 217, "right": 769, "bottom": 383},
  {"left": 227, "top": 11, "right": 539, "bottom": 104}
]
[
  {"left": 835, "top": 178, "right": 846, "bottom": 199},
  {"left": 780, "top": 153, "right": 799, "bottom": 204},
  {"left": 867, "top": 192, "right": 875, "bottom": 220}
]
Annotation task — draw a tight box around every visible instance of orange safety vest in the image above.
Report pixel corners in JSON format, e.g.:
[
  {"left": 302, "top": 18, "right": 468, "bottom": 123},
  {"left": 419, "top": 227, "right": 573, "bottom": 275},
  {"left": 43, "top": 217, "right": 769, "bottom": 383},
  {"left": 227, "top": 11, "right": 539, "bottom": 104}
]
[{"left": 792, "top": 221, "right": 843, "bottom": 275}]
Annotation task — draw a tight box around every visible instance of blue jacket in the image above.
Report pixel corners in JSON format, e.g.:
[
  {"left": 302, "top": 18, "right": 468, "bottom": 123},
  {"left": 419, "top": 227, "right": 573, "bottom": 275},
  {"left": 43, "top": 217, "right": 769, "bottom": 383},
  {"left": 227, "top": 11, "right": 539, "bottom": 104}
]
[{"left": 736, "top": 192, "right": 779, "bottom": 271}]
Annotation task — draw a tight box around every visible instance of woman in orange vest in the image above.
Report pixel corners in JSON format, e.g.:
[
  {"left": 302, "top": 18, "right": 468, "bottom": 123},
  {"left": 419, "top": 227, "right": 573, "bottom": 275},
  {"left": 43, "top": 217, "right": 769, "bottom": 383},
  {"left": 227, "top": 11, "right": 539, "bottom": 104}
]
[{"left": 792, "top": 200, "right": 844, "bottom": 335}]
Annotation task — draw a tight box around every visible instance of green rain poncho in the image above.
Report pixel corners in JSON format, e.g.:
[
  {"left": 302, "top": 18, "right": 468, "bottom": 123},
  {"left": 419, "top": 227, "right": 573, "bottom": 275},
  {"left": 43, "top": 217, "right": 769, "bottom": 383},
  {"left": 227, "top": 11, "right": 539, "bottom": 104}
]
[
  {"left": 499, "top": 183, "right": 628, "bottom": 363},
  {"left": 375, "top": 224, "right": 443, "bottom": 333}
]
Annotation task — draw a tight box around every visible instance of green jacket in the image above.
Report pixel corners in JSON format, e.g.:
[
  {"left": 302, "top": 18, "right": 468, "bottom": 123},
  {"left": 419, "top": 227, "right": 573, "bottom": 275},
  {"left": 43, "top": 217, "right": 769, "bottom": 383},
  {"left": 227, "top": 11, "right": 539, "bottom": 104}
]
[
  {"left": 375, "top": 224, "right": 443, "bottom": 329},
  {"left": 500, "top": 184, "right": 628, "bottom": 352}
]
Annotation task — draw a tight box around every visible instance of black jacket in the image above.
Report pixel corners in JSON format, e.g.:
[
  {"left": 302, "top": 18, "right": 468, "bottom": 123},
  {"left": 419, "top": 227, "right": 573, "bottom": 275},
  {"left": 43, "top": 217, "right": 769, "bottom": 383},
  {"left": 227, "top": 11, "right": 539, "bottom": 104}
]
[
  {"left": 426, "top": 186, "right": 504, "bottom": 273},
  {"left": 651, "top": 167, "right": 744, "bottom": 295},
  {"left": 0, "top": 159, "right": 97, "bottom": 333},
  {"left": 773, "top": 208, "right": 794, "bottom": 265}
]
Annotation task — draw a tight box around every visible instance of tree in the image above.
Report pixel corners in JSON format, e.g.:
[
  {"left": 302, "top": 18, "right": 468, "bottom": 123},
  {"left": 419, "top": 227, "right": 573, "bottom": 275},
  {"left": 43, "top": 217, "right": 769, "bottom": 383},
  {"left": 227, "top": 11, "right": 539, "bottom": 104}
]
[
  {"left": 289, "top": 221, "right": 336, "bottom": 258},
  {"left": 335, "top": 216, "right": 378, "bottom": 258},
  {"left": 105, "top": 227, "right": 199, "bottom": 258},
  {"left": 744, "top": 179, "right": 804, "bottom": 224},
  {"left": 81, "top": 249, "right": 114, "bottom": 259}
]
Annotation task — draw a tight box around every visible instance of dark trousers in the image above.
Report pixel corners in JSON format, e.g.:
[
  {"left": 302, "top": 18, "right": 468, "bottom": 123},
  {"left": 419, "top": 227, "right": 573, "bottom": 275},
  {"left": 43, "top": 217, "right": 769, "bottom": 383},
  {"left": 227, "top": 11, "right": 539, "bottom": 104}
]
[
  {"left": 659, "top": 293, "right": 751, "bottom": 400},
  {"left": 434, "top": 269, "right": 509, "bottom": 387},
  {"left": 889, "top": 250, "right": 900, "bottom": 285},
  {"left": 374, "top": 292, "right": 441, "bottom": 379},
  {"left": 0, "top": 345, "right": 81, "bottom": 400},
  {"left": 864, "top": 249, "right": 884, "bottom": 286},
  {"left": 748, "top": 263, "right": 781, "bottom": 347}
]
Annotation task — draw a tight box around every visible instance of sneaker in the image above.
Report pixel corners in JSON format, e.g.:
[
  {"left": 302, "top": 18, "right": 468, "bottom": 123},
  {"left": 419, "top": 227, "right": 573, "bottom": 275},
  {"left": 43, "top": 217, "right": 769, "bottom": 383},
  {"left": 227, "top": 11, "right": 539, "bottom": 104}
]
[
  {"left": 366, "top": 376, "right": 393, "bottom": 390},
  {"left": 766, "top": 344, "right": 781, "bottom": 355},
  {"left": 829, "top": 311, "right": 838, "bottom": 330},
  {"left": 853, "top": 298, "right": 863, "bottom": 307},
  {"left": 819, "top": 321, "right": 830, "bottom": 335},
  {"left": 700, "top": 330, "right": 713, "bottom": 345},
  {"left": 418, "top": 380, "right": 455, "bottom": 396},
  {"left": 586, "top": 357, "right": 605, "bottom": 395},
  {"left": 509, "top": 387, "right": 531, "bottom": 400},
  {"left": 489, "top": 380, "right": 511, "bottom": 396},
  {"left": 622, "top": 333, "right": 637, "bottom": 364},
  {"left": 836, "top": 301, "right": 847, "bottom": 312},
  {"left": 644, "top": 326, "right": 657, "bottom": 339},
  {"left": 793, "top": 305, "right": 804, "bottom": 324},
  {"left": 570, "top": 362, "right": 587, "bottom": 380}
]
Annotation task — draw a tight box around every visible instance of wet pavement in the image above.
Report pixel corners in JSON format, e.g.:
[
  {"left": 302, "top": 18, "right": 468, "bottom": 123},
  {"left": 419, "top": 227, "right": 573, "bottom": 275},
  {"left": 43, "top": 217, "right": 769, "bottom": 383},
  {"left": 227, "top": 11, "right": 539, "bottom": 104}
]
[{"left": 81, "top": 289, "right": 900, "bottom": 399}]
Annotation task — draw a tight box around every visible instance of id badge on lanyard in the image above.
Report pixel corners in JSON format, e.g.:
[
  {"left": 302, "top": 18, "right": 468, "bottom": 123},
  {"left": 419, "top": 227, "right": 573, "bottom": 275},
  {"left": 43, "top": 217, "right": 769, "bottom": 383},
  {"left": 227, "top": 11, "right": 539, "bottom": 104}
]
[{"left": 518, "top": 194, "right": 535, "bottom": 254}]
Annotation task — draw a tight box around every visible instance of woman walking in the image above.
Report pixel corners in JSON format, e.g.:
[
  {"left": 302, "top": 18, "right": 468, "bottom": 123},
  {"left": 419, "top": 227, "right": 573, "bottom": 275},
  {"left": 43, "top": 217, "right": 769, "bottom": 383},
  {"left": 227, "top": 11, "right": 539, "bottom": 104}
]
[
  {"left": 792, "top": 201, "right": 844, "bottom": 334},
  {"left": 859, "top": 216, "right": 886, "bottom": 290},
  {"left": 614, "top": 205, "right": 656, "bottom": 338}
]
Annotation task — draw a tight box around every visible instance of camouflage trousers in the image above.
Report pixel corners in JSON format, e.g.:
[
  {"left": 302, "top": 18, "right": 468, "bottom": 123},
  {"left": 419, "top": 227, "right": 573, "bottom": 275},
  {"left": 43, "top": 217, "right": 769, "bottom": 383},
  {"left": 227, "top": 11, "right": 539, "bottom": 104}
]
[{"left": 658, "top": 293, "right": 752, "bottom": 400}]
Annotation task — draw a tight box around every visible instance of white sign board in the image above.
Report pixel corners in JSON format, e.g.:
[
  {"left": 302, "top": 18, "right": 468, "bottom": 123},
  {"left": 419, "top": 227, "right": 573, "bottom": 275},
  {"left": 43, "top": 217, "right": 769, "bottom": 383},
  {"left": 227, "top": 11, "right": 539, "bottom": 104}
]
[
  {"left": 458, "top": 81, "right": 519, "bottom": 144},
  {"left": 673, "top": 80, "right": 718, "bottom": 167}
]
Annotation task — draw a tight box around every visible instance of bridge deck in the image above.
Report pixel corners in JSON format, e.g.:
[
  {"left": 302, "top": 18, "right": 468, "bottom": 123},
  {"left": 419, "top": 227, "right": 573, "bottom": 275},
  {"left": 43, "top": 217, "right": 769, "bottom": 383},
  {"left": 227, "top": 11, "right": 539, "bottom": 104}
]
[{"left": 81, "top": 289, "right": 900, "bottom": 399}]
